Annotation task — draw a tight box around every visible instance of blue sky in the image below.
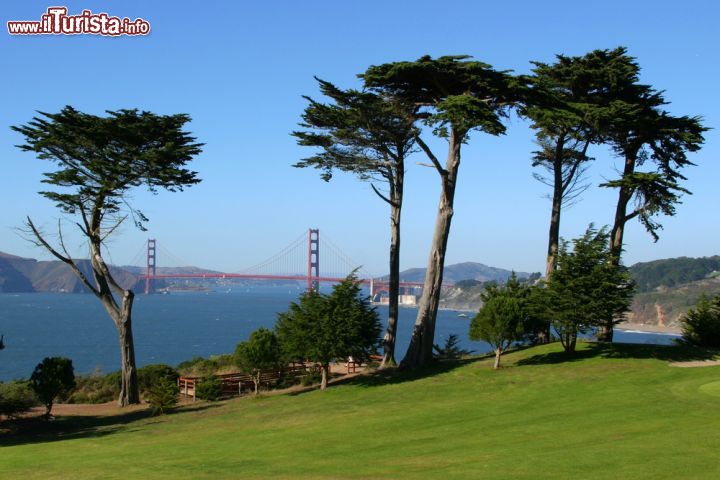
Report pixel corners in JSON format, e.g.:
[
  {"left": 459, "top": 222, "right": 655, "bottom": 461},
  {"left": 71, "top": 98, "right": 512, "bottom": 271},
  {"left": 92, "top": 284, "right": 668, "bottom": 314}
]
[{"left": 1, "top": 1, "right": 718, "bottom": 276}]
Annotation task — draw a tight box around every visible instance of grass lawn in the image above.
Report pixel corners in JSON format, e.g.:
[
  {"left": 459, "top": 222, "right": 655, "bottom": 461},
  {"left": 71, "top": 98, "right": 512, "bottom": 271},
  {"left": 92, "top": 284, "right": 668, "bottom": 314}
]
[{"left": 2, "top": 342, "right": 720, "bottom": 479}]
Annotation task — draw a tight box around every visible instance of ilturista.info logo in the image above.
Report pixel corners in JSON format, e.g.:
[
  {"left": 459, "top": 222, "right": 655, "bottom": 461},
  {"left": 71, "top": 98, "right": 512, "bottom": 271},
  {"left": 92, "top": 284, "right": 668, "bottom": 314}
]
[{"left": 7, "top": 6, "right": 150, "bottom": 36}]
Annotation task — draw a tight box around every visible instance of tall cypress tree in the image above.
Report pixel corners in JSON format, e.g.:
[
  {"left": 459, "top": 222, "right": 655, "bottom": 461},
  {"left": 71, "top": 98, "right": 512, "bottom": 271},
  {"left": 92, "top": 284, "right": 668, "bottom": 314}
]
[
  {"left": 362, "top": 56, "right": 519, "bottom": 368},
  {"left": 293, "top": 79, "right": 417, "bottom": 367},
  {"left": 13, "top": 107, "right": 202, "bottom": 405},
  {"left": 596, "top": 54, "right": 707, "bottom": 341}
]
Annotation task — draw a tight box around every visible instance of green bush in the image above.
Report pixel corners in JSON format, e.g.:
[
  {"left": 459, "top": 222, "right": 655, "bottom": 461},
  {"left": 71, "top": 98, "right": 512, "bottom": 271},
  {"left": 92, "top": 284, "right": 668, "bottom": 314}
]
[
  {"left": 30, "top": 357, "right": 76, "bottom": 419},
  {"left": 195, "top": 376, "right": 222, "bottom": 401},
  {"left": 68, "top": 369, "right": 120, "bottom": 404},
  {"left": 177, "top": 355, "right": 235, "bottom": 377},
  {"left": 0, "top": 381, "right": 38, "bottom": 419},
  {"left": 681, "top": 295, "right": 720, "bottom": 347},
  {"left": 145, "top": 377, "right": 178, "bottom": 415},
  {"left": 138, "top": 364, "right": 179, "bottom": 393},
  {"left": 301, "top": 369, "right": 322, "bottom": 387}
]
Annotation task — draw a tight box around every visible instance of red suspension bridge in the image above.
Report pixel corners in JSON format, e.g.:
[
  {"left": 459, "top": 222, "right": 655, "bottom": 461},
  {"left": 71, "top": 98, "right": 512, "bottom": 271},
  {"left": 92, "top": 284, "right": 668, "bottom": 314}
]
[{"left": 136, "top": 229, "right": 436, "bottom": 298}]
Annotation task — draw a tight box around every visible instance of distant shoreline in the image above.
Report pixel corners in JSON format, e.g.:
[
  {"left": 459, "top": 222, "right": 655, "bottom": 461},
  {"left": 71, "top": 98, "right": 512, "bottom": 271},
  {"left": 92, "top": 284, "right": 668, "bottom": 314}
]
[{"left": 378, "top": 302, "right": 682, "bottom": 335}]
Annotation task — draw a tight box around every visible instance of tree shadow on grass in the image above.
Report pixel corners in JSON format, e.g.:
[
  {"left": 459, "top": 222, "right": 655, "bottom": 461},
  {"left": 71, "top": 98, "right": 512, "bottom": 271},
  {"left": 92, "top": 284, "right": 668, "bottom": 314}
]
[
  {"left": 516, "top": 342, "right": 719, "bottom": 366},
  {"left": 0, "top": 401, "right": 221, "bottom": 447}
]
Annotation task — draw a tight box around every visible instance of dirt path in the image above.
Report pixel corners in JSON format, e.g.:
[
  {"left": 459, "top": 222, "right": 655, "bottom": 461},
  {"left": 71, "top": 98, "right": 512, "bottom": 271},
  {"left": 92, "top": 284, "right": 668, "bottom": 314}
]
[{"left": 669, "top": 360, "right": 720, "bottom": 368}]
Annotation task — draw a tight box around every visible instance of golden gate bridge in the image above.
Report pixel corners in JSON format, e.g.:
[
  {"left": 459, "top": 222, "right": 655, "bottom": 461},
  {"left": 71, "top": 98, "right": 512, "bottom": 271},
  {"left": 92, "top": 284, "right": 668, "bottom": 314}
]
[{"left": 135, "top": 229, "right": 435, "bottom": 298}]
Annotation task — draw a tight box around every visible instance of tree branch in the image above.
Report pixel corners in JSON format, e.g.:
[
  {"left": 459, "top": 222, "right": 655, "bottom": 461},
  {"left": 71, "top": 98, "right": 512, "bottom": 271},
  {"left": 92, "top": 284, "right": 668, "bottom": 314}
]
[
  {"left": 26, "top": 216, "right": 100, "bottom": 296},
  {"left": 100, "top": 215, "right": 127, "bottom": 243},
  {"left": 414, "top": 134, "right": 447, "bottom": 176},
  {"left": 370, "top": 183, "right": 395, "bottom": 207}
]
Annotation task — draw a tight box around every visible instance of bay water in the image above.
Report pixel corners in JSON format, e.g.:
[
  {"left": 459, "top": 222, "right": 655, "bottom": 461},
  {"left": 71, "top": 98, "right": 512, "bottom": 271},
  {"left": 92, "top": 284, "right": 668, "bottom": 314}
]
[{"left": 0, "top": 287, "right": 679, "bottom": 381}]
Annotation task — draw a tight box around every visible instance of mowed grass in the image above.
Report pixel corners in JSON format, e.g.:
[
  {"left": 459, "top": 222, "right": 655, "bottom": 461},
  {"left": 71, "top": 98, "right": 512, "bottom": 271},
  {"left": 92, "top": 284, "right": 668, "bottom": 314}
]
[{"left": 3, "top": 342, "right": 720, "bottom": 479}]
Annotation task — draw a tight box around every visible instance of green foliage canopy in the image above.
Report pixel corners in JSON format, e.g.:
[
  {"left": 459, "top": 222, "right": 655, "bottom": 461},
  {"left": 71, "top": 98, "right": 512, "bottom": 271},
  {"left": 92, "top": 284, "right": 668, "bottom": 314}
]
[
  {"left": 29, "top": 356, "right": 76, "bottom": 418},
  {"left": 12, "top": 106, "right": 203, "bottom": 230},
  {"left": 276, "top": 273, "right": 381, "bottom": 387},
  {"left": 680, "top": 295, "right": 720, "bottom": 348},
  {"left": 543, "top": 227, "right": 635, "bottom": 352}
]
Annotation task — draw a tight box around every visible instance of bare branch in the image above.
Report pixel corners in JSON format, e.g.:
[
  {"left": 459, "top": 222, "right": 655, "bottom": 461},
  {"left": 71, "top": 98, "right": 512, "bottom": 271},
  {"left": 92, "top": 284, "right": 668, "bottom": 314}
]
[
  {"left": 414, "top": 134, "right": 447, "bottom": 176},
  {"left": 100, "top": 215, "right": 127, "bottom": 243},
  {"left": 370, "top": 183, "right": 395, "bottom": 207},
  {"left": 26, "top": 216, "right": 100, "bottom": 296}
]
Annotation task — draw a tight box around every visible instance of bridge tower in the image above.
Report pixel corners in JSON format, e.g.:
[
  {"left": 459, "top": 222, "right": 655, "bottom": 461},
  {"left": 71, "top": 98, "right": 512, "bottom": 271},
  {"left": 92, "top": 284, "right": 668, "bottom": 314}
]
[
  {"left": 307, "top": 228, "right": 319, "bottom": 292},
  {"left": 145, "top": 238, "right": 157, "bottom": 294}
]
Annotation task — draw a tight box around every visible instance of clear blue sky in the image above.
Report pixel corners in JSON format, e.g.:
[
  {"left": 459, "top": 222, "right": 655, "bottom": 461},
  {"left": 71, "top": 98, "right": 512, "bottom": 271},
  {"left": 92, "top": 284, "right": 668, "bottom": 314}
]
[{"left": 1, "top": 1, "right": 718, "bottom": 276}]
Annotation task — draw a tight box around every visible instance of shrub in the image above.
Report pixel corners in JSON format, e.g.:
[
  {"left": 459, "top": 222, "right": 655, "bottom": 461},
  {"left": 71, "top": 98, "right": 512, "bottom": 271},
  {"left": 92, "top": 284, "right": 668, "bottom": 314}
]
[
  {"left": 138, "top": 364, "right": 179, "bottom": 394},
  {"left": 177, "top": 354, "right": 235, "bottom": 377},
  {"left": 0, "top": 381, "right": 38, "bottom": 419},
  {"left": 68, "top": 369, "right": 121, "bottom": 404},
  {"left": 30, "top": 357, "right": 76, "bottom": 419},
  {"left": 145, "top": 377, "right": 178, "bottom": 415},
  {"left": 681, "top": 295, "right": 720, "bottom": 347},
  {"left": 301, "top": 369, "right": 323, "bottom": 387},
  {"left": 195, "top": 376, "right": 222, "bottom": 401}
]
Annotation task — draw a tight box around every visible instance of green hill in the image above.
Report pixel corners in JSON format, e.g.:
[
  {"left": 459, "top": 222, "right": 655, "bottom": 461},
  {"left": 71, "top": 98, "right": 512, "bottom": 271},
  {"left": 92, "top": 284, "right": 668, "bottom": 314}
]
[
  {"left": 3, "top": 342, "right": 720, "bottom": 479},
  {"left": 629, "top": 256, "right": 720, "bottom": 293}
]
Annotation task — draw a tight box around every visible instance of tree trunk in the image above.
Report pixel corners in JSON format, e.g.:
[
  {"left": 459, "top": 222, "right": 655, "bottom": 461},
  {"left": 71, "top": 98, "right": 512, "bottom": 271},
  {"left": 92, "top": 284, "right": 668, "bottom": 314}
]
[
  {"left": 598, "top": 152, "right": 636, "bottom": 343},
  {"left": 493, "top": 349, "right": 502, "bottom": 369},
  {"left": 116, "top": 292, "right": 140, "bottom": 406},
  {"left": 538, "top": 169, "right": 564, "bottom": 344},
  {"left": 560, "top": 330, "right": 577, "bottom": 353},
  {"left": 89, "top": 239, "right": 141, "bottom": 406},
  {"left": 381, "top": 200, "right": 402, "bottom": 368},
  {"left": 320, "top": 363, "right": 329, "bottom": 390},
  {"left": 253, "top": 377, "right": 259, "bottom": 396},
  {"left": 401, "top": 132, "right": 461, "bottom": 369},
  {"left": 545, "top": 140, "right": 565, "bottom": 281}
]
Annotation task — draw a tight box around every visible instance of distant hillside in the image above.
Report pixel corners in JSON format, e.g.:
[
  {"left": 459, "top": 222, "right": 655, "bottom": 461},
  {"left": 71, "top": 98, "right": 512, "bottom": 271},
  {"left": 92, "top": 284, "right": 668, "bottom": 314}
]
[
  {"left": 121, "top": 265, "right": 222, "bottom": 276},
  {"left": 0, "top": 253, "right": 35, "bottom": 292},
  {"left": 0, "top": 251, "right": 139, "bottom": 293},
  {"left": 625, "top": 276, "right": 720, "bottom": 330},
  {"left": 390, "top": 261, "right": 533, "bottom": 284},
  {"left": 629, "top": 256, "right": 720, "bottom": 293}
]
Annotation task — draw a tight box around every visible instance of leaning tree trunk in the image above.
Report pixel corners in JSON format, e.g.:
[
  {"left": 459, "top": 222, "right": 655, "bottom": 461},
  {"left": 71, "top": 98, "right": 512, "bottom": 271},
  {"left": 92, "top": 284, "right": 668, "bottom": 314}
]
[
  {"left": 90, "top": 241, "right": 141, "bottom": 406},
  {"left": 493, "top": 349, "right": 502, "bottom": 369},
  {"left": 381, "top": 186, "right": 403, "bottom": 368},
  {"left": 401, "top": 133, "right": 461, "bottom": 369},
  {"left": 116, "top": 297, "right": 140, "bottom": 406},
  {"left": 598, "top": 153, "right": 636, "bottom": 343}
]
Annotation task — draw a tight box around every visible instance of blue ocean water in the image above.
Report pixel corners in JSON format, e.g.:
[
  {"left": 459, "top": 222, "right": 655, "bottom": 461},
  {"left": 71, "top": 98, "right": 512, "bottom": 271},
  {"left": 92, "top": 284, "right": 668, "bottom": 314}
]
[{"left": 0, "top": 287, "right": 680, "bottom": 381}]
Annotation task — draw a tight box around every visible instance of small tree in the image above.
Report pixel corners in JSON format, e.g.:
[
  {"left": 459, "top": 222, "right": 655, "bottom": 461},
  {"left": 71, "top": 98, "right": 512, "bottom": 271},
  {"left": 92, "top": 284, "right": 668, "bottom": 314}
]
[
  {"left": 680, "top": 295, "right": 720, "bottom": 348},
  {"left": 13, "top": 106, "right": 203, "bottom": 406},
  {"left": 469, "top": 278, "right": 528, "bottom": 368},
  {"left": 235, "top": 328, "right": 282, "bottom": 395},
  {"left": 433, "top": 334, "right": 473, "bottom": 360},
  {"left": 29, "top": 356, "right": 76, "bottom": 419},
  {"left": 145, "top": 377, "right": 178, "bottom": 415},
  {"left": 276, "top": 274, "right": 381, "bottom": 390},
  {"left": 545, "top": 227, "right": 635, "bottom": 352}
]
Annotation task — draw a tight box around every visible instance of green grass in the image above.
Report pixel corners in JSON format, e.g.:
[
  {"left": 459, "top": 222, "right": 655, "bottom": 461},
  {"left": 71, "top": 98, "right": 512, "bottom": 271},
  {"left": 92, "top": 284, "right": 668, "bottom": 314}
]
[{"left": 3, "top": 342, "right": 720, "bottom": 479}]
